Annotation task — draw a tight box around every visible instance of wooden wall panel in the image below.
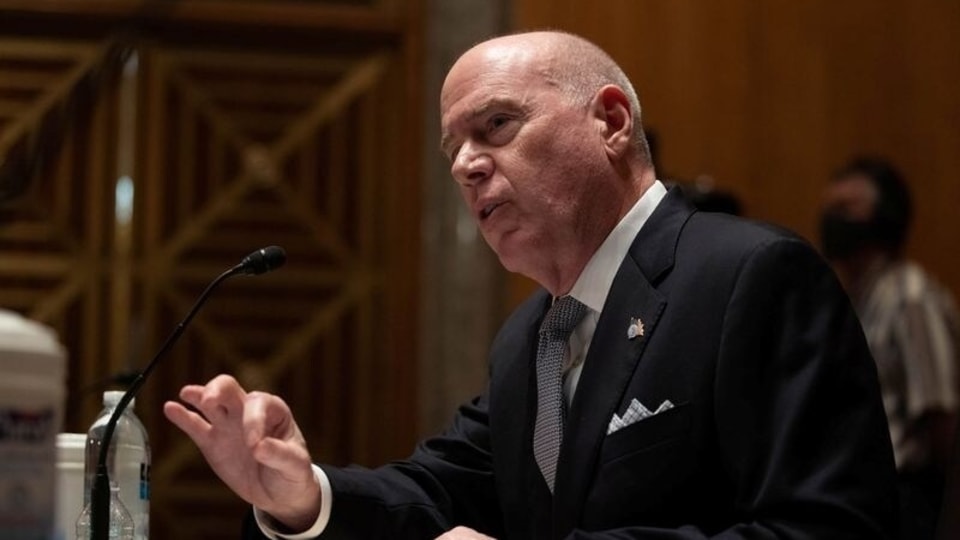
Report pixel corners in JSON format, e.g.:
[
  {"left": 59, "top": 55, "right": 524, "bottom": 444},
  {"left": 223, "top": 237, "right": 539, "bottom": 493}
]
[
  {"left": 0, "top": 1, "right": 421, "bottom": 537},
  {"left": 0, "top": 38, "right": 126, "bottom": 430},
  {"left": 132, "top": 44, "right": 418, "bottom": 538},
  {"left": 510, "top": 0, "right": 960, "bottom": 308}
]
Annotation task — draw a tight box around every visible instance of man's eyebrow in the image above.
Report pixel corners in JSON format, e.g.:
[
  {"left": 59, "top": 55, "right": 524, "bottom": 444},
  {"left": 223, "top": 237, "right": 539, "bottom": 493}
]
[{"left": 440, "top": 98, "right": 518, "bottom": 154}]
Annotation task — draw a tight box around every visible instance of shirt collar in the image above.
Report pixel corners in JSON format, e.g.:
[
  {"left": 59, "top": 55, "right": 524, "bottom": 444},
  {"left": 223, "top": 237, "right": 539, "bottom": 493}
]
[{"left": 568, "top": 180, "right": 667, "bottom": 313}]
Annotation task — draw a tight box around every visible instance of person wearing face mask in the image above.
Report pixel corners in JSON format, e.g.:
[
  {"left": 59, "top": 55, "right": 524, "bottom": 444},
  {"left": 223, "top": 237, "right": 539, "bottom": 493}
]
[{"left": 820, "top": 156, "right": 960, "bottom": 540}]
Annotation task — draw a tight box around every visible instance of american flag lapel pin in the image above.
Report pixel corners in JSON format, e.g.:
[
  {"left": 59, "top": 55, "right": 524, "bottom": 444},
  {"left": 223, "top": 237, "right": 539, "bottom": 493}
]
[{"left": 627, "top": 317, "right": 644, "bottom": 340}]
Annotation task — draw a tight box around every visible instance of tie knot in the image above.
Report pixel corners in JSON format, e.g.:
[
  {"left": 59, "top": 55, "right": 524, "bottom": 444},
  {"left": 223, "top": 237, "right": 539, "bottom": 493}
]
[{"left": 540, "top": 296, "right": 588, "bottom": 337}]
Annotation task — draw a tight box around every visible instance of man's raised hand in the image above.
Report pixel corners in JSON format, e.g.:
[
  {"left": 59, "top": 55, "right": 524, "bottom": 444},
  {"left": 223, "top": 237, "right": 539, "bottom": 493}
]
[{"left": 163, "top": 374, "right": 321, "bottom": 531}]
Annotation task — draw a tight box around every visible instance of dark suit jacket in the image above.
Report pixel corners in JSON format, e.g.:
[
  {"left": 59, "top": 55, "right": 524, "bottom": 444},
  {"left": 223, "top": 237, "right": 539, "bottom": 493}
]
[{"left": 244, "top": 189, "right": 899, "bottom": 539}]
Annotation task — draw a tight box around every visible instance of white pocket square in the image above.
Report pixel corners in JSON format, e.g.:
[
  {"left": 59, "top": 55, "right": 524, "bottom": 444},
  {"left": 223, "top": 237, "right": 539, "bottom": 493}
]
[{"left": 607, "top": 399, "right": 674, "bottom": 435}]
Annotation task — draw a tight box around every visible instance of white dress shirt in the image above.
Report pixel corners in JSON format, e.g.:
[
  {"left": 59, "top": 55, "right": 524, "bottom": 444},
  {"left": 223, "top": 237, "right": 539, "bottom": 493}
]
[
  {"left": 564, "top": 180, "right": 666, "bottom": 405},
  {"left": 256, "top": 181, "right": 669, "bottom": 538}
]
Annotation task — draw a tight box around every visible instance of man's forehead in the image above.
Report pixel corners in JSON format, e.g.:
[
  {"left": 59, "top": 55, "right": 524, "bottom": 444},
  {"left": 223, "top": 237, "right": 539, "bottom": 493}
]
[
  {"left": 825, "top": 174, "right": 879, "bottom": 216},
  {"left": 442, "top": 50, "right": 532, "bottom": 114},
  {"left": 462, "top": 35, "right": 541, "bottom": 66},
  {"left": 443, "top": 39, "right": 542, "bottom": 95},
  {"left": 833, "top": 174, "right": 879, "bottom": 199}
]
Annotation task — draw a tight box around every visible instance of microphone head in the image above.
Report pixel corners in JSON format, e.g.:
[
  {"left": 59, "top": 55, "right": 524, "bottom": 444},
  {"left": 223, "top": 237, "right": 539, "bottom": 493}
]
[{"left": 239, "top": 246, "right": 287, "bottom": 275}]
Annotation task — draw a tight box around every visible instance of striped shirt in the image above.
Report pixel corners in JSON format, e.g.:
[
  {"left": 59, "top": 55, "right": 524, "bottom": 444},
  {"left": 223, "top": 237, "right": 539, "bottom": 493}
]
[{"left": 855, "top": 260, "right": 960, "bottom": 471}]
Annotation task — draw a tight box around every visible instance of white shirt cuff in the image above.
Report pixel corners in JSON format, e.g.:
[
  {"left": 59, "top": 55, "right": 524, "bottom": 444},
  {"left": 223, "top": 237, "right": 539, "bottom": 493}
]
[{"left": 253, "top": 464, "right": 333, "bottom": 539}]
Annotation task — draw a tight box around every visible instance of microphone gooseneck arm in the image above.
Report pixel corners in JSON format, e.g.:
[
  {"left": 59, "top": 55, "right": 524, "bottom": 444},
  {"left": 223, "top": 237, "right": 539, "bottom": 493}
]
[{"left": 89, "top": 247, "right": 286, "bottom": 539}]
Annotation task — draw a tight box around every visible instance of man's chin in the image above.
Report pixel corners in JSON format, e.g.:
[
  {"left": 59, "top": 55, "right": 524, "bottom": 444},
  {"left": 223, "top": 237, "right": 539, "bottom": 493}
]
[
  {"left": 486, "top": 229, "right": 536, "bottom": 270},
  {"left": 492, "top": 245, "right": 535, "bottom": 278}
]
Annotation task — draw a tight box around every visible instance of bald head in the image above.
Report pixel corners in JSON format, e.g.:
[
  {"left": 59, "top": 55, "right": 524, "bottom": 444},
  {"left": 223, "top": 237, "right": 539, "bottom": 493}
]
[{"left": 448, "top": 31, "right": 651, "bottom": 161}]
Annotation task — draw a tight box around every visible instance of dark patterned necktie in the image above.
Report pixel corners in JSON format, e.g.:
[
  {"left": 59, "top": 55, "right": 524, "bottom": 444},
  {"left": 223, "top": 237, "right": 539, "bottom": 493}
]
[{"left": 533, "top": 296, "right": 588, "bottom": 493}]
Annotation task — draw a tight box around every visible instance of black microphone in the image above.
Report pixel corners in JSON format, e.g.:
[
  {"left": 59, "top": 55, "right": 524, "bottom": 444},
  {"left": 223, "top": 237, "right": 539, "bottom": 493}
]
[
  {"left": 239, "top": 245, "right": 287, "bottom": 275},
  {"left": 89, "top": 246, "right": 286, "bottom": 539}
]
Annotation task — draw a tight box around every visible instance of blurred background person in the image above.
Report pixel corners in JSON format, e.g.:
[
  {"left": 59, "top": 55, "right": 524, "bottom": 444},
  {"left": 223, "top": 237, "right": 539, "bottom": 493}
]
[{"left": 819, "top": 156, "right": 960, "bottom": 539}]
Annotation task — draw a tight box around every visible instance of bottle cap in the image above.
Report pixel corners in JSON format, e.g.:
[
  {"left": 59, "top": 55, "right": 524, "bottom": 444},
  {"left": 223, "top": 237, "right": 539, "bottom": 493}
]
[{"left": 103, "top": 390, "right": 134, "bottom": 409}]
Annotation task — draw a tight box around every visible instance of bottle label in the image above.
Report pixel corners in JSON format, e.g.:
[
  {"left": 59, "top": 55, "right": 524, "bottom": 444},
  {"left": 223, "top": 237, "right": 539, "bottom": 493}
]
[
  {"left": 140, "top": 462, "right": 150, "bottom": 500},
  {"left": 0, "top": 406, "right": 56, "bottom": 540}
]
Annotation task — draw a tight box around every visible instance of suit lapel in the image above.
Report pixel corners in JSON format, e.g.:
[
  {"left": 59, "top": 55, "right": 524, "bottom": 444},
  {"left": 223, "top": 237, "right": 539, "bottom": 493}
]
[
  {"left": 552, "top": 254, "right": 666, "bottom": 532},
  {"left": 551, "top": 188, "right": 694, "bottom": 534}
]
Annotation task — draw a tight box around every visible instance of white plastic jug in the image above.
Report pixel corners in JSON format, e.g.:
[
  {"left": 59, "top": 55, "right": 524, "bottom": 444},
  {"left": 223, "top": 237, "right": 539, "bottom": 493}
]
[{"left": 0, "top": 309, "right": 67, "bottom": 539}]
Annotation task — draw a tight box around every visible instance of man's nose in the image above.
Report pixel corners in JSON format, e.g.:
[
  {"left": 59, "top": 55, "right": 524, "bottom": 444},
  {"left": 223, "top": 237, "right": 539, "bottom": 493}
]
[{"left": 451, "top": 143, "right": 493, "bottom": 187}]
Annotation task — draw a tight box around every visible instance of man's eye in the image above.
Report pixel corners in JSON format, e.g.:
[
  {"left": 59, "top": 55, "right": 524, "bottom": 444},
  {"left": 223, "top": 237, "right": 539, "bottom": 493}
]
[{"left": 489, "top": 115, "right": 509, "bottom": 130}]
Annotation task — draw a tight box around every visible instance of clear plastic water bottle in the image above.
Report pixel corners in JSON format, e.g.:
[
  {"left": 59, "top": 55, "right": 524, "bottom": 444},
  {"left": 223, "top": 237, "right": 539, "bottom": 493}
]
[
  {"left": 76, "top": 483, "right": 134, "bottom": 539},
  {"left": 84, "top": 391, "right": 150, "bottom": 539}
]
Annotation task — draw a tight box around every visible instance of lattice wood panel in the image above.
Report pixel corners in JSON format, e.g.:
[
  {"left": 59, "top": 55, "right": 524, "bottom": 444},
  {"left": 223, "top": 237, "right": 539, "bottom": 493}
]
[
  {"left": 1, "top": 30, "right": 419, "bottom": 539},
  {"left": 132, "top": 44, "right": 415, "bottom": 538},
  {"left": 0, "top": 37, "right": 129, "bottom": 429}
]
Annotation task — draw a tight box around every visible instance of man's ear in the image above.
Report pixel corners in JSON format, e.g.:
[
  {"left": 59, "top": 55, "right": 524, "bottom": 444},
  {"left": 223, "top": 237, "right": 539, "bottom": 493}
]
[{"left": 591, "top": 85, "right": 633, "bottom": 159}]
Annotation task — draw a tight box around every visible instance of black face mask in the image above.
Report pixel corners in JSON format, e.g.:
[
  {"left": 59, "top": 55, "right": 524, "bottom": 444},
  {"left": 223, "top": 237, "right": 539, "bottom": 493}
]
[{"left": 819, "top": 212, "right": 878, "bottom": 260}]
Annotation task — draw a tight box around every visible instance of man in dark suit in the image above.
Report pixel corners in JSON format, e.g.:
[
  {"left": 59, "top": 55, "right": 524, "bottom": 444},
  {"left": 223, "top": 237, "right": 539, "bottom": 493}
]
[{"left": 164, "top": 31, "right": 899, "bottom": 539}]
